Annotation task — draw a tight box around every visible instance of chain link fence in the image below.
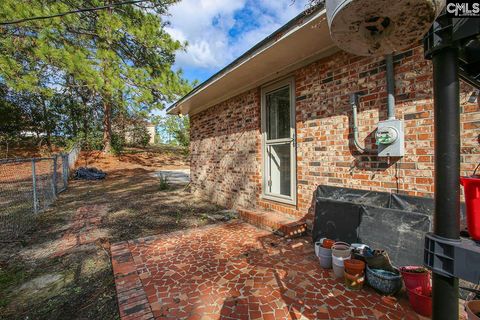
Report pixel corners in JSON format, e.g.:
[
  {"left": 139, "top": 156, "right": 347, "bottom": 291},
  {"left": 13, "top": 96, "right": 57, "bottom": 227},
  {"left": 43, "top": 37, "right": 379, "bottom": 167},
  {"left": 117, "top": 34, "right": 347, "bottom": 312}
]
[{"left": 0, "top": 144, "right": 81, "bottom": 241}]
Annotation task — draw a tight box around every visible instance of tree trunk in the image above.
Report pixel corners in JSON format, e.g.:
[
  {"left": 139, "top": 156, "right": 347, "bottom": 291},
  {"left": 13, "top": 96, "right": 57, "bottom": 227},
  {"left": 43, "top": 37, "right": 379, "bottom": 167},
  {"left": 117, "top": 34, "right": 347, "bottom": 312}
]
[
  {"left": 103, "top": 100, "right": 112, "bottom": 153},
  {"left": 45, "top": 130, "right": 52, "bottom": 151},
  {"left": 71, "top": 105, "right": 78, "bottom": 138},
  {"left": 41, "top": 100, "right": 52, "bottom": 152},
  {"left": 83, "top": 108, "right": 89, "bottom": 141},
  {"left": 79, "top": 94, "right": 90, "bottom": 142},
  {"left": 102, "top": 0, "right": 113, "bottom": 154}
]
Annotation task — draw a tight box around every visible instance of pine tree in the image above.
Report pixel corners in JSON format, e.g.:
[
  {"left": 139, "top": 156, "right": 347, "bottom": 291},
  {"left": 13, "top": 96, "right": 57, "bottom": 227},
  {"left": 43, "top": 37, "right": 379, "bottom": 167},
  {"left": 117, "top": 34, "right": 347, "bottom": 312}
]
[{"left": 0, "top": 0, "right": 191, "bottom": 152}]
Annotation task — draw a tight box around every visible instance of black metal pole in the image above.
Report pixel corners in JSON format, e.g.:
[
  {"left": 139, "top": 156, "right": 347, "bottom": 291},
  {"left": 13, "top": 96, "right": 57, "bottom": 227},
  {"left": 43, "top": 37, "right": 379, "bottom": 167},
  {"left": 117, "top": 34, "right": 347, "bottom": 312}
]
[{"left": 431, "top": 42, "right": 460, "bottom": 319}]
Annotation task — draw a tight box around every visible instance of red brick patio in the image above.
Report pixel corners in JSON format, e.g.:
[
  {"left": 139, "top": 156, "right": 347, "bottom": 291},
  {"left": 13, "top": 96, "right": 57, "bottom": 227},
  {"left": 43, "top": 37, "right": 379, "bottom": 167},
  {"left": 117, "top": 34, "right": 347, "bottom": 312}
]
[{"left": 111, "top": 221, "right": 422, "bottom": 320}]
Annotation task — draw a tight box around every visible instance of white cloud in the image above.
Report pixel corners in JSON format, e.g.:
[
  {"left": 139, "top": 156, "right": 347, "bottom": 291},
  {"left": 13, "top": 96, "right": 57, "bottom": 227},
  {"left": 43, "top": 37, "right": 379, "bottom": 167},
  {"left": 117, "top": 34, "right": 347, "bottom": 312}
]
[{"left": 165, "top": 0, "right": 309, "bottom": 73}]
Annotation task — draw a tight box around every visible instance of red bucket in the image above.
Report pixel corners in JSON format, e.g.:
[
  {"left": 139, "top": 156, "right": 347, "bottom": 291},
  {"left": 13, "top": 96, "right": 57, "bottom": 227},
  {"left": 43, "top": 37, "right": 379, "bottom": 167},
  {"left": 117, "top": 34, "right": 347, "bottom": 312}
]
[
  {"left": 407, "top": 287, "right": 432, "bottom": 317},
  {"left": 460, "top": 176, "right": 480, "bottom": 241},
  {"left": 399, "top": 266, "right": 431, "bottom": 291}
]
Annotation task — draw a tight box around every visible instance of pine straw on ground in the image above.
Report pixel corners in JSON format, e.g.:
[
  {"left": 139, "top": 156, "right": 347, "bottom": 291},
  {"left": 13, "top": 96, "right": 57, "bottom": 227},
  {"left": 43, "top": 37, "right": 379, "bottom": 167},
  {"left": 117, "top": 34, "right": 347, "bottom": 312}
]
[{"left": 0, "top": 146, "right": 231, "bottom": 320}]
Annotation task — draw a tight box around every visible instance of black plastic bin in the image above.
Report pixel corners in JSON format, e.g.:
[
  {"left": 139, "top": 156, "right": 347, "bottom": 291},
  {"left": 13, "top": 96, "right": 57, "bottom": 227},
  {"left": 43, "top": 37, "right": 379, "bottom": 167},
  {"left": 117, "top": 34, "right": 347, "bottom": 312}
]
[{"left": 312, "top": 185, "right": 464, "bottom": 266}]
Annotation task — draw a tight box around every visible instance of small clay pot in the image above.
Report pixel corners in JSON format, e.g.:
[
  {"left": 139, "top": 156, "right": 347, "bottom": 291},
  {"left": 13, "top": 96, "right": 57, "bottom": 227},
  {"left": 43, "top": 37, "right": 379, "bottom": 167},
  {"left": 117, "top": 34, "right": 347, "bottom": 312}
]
[
  {"left": 344, "top": 270, "right": 365, "bottom": 290},
  {"left": 466, "top": 300, "right": 480, "bottom": 320},
  {"left": 322, "top": 239, "right": 335, "bottom": 249},
  {"left": 344, "top": 259, "right": 366, "bottom": 276}
]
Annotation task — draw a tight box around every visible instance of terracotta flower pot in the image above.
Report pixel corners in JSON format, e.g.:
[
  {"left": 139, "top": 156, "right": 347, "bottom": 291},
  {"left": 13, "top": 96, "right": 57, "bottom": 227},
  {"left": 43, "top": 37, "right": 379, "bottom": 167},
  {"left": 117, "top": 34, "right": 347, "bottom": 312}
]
[
  {"left": 322, "top": 239, "right": 335, "bottom": 249},
  {"left": 344, "top": 259, "right": 366, "bottom": 276},
  {"left": 344, "top": 270, "right": 365, "bottom": 290},
  {"left": 466, "top": 300, "right": 480, "bottom": 320}
]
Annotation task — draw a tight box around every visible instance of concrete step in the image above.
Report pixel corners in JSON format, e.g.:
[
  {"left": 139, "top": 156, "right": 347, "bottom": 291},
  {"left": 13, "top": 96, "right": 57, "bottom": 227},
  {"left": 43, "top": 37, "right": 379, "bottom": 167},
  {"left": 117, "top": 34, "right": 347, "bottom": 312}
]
[{"left": 238, "top": 208, "right": 307, "bottom": 238}]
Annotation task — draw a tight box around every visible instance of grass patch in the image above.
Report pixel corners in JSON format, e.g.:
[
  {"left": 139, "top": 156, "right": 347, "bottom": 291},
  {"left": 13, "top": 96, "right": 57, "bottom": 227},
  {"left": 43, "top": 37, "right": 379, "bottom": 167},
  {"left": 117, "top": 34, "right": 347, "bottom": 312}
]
[
  {"left": 158, "top": 174, "right": 170, "bottom": 191},
  {"left": 0, "top": 266, "right": 27, "bottom": 293},
  {"left": 0, "top": 265, "right": 27, "bottom": 308}
]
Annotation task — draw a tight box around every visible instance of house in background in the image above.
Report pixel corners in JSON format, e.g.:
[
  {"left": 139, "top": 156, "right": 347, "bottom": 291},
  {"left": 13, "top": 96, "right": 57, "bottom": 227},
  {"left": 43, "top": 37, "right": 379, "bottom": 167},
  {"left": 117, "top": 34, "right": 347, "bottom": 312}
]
[
  {"left": 168, "top": 6, "right": 479, "bottom": 230},
  {"left": 120, "top": 121, "right": 156, "bottom": 146},
  {"left": 146, "top": 123, "right": 156, "bottom": 145}
]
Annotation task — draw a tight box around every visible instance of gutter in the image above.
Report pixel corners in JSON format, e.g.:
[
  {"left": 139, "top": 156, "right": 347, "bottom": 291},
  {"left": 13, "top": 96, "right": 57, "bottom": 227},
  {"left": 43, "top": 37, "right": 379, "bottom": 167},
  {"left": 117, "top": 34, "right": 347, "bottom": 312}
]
[{"left": 167, "top": 4, "right": 326, "bottom": 115}]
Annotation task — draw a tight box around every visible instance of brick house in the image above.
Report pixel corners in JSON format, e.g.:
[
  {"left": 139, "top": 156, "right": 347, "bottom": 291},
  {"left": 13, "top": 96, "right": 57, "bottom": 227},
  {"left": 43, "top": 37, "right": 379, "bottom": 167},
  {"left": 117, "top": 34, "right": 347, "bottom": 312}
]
[{"left": 168, "top": 7, "right": 479, "bottom": 230}]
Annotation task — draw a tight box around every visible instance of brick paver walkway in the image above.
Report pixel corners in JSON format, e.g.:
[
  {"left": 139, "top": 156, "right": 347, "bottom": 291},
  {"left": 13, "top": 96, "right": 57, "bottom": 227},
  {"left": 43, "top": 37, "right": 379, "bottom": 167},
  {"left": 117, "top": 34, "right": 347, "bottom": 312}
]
[
  {"left": 53, "top": 204, "right": 109, "bottom": 257},
  {"left": 111, "top": 221, "right": 421, "bottom": 320}
]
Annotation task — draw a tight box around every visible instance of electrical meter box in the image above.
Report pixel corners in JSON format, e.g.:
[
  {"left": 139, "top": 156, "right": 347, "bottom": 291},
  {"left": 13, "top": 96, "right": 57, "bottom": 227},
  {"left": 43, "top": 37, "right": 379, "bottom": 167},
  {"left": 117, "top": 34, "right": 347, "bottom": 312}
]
[{"left": 376, "top": 119, "right": 405, "bottom": 157}]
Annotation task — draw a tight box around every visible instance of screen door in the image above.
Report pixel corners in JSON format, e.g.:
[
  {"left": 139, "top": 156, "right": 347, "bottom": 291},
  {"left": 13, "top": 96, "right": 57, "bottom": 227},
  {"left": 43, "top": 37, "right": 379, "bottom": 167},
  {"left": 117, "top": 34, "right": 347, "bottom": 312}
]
[{"left": 261, "top": 78, "right": 296, "bottom": 204}]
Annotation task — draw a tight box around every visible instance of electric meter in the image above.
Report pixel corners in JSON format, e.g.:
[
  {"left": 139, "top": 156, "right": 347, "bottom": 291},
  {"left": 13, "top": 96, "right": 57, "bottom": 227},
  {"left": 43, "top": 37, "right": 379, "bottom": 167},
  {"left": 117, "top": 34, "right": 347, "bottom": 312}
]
[
  {"left": 376, "top": 119, "right": 405, "bottom": 157},
  {"left": 376, "top": 127, "right": 399, "bottom": 145}
]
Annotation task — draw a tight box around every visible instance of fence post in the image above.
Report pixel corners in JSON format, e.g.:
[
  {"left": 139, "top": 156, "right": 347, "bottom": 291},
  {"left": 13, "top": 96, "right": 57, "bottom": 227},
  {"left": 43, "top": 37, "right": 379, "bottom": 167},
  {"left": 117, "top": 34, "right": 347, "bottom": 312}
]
[
  {"left": 65, "top": 154, "right": 70, "bottom": 187},
  {"left": 62, "top": 154, "right": 66, "bottom": 190},
  {"left": 32, "top": 159, "right": 38, "bottom": 214},
  {"left": 52, "top": 156, "right": 57, "bottom": 197}
]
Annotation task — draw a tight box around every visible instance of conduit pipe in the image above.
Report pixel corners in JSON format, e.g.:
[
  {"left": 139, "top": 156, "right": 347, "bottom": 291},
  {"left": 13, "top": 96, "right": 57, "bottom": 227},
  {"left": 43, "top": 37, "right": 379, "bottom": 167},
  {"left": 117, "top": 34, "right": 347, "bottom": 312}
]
[
  {"left": 386, "top": 54, "right": 396, "bottom": 120},
  {"left": 350, "top": 93, "right": 375, "bottom": 154},
  {"left": 350, "top": 54, "right": 396, "bottom": 153}
]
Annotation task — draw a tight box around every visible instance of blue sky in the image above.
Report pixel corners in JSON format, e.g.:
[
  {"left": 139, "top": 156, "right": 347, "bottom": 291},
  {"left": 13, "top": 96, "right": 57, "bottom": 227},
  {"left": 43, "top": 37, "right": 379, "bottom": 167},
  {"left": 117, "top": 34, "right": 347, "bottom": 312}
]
[{"left": 166, "top": 0, "right": 309, "bottom": 84}]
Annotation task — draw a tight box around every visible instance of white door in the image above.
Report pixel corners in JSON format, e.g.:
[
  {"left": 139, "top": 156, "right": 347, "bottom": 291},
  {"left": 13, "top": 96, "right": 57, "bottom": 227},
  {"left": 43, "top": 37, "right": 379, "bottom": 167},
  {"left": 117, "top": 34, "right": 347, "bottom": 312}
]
[{"left": 261, "top": 78, "right": 296, "bottom": 204}]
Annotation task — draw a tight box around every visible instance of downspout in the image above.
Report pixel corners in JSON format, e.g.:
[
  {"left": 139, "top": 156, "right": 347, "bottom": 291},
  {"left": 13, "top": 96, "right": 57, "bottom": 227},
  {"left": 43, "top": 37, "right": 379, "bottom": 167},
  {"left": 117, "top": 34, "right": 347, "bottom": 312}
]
[{"left": 350, "top": 54, "right": 396, "bottom": 153}]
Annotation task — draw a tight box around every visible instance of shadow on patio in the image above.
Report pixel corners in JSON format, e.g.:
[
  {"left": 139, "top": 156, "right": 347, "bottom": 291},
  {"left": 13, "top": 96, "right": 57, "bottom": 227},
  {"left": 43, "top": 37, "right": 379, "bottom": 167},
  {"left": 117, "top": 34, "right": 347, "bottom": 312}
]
[{"left": 112, "top": 221, "right": 420, "bottom": 320}]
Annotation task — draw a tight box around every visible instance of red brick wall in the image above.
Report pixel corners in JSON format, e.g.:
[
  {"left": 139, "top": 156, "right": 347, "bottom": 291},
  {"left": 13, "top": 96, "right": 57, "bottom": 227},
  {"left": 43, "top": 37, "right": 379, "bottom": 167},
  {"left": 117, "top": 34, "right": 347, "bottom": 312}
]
[
  {"left": 190, "top": 89, "right": 262, "bottom": 209},
  {"left": 190, "top": 46, "right": 480, "bottom": 224}
]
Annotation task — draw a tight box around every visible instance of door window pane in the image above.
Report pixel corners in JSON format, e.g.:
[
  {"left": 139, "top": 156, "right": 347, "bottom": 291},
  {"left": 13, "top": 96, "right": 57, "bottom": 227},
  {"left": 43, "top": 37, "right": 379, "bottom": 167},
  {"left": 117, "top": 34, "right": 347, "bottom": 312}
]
[
  {"left": 268, "top": 144, "right": 291, "bottom": 197},
  {"left": 266, "top": 86, "right": 290, "bottom": 140}
]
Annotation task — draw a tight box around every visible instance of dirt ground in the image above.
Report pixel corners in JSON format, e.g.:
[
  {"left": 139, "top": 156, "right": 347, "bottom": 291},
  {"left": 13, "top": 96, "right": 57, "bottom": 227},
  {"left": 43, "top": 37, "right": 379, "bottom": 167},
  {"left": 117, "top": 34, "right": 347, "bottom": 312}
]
[
  {"left": 0, "top": 141, "right": 65, "bottom": 159},
  {"left": 0, "top": 145, "right": 233, "bottom": 320}
]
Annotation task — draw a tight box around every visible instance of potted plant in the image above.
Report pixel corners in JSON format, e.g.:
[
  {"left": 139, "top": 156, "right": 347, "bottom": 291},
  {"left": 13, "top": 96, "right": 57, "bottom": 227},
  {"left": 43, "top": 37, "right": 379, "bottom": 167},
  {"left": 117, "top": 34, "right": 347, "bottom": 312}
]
[{"left": 399, "top": 266, "right": 431, "bottom": 292}]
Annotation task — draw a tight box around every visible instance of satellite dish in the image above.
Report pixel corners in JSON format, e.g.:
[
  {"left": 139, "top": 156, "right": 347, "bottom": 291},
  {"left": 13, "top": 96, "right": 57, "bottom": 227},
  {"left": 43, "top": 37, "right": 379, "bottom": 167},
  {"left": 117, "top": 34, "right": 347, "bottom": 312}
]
[{"left": 326, "top": 0, "right": 445, "bottom": 56}]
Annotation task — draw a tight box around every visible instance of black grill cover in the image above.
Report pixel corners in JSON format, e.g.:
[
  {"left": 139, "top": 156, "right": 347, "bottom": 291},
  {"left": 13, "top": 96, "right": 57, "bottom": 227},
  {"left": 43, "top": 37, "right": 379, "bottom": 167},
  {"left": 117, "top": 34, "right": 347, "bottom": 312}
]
[{"left": 312, "top": 185, "right": 464, "bottom": 266}]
